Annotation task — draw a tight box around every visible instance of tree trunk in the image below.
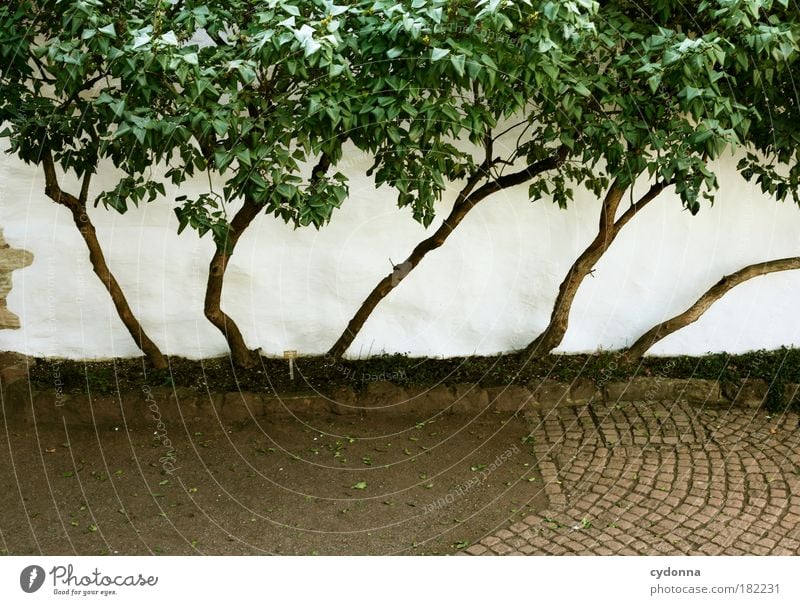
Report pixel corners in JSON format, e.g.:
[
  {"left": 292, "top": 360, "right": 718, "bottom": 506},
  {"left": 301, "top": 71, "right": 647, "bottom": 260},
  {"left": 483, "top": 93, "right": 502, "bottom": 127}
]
[
  {"left": 203, "top": 153, "right": 330, "bottom": 367},
  {"left": 524, "top": 179, "right": 670, "bottom": 357},
  {"left": 70, "top": 206, "right": 168, "bottom": 369},
  {"left": 41, "top": 156, "right": 167, "bottom": 369},
  {"left": 525, "top": 180, "right": 627, "bottom": 356},
  {"left": 203, "top": 196, "right": 262, "bottom": 368},
  {"left": 327, "top": 152, "right": 566, "bottom": 359},
  {"left": 624, "top": 257, "right": 800, "bottom": 359}
]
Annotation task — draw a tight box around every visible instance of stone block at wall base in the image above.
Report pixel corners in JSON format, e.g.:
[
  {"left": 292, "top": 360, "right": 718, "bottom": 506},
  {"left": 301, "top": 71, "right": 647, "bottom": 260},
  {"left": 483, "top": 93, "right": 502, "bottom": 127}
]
[
  {"left": 485, "top": 385, "right": 533, "bottom": 412},
  {"left": 570, "top": 378, "right": 602, "bottom": 405},
  {"left": 0, "top": 353, "right": 32, "bottom": 419},
  {"left": 606, "top": 378, "right": 672, "bottom": 403},
  {"left": 359, "top": 381, "right": 410, "bottom": 416},
  {"left": 528, "top": 379, "right": 601, "bottom": 409},
  {"left": 2, "top": 373, "right": 795, "bottom": 427},
  {"left": 327, "top": 385, "right": 359, "bottom": 415},
  {"left": 404, "top": 384, "right": 454, "bottom": 417},
  {"left": 222, "top": 391, "right": 263, "bottom": 423},
  {"left": 674, "top": 379, "right": 723, "bottom": 404},
  {"left": 528, "top": 379, "right": 570, "bottom": 409},
  {"left": 451, "top": 383, "right": 490, "bottom": 413},
  {"left": 784, "top": 383, "right": 800, "bottom": 407}
]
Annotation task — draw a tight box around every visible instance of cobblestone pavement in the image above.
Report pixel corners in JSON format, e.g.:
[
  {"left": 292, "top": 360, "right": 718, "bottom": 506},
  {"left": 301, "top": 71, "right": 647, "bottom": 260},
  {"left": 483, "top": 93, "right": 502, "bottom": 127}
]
[{"left": 467, "top": 401, "right": 800, "bottom": 555}]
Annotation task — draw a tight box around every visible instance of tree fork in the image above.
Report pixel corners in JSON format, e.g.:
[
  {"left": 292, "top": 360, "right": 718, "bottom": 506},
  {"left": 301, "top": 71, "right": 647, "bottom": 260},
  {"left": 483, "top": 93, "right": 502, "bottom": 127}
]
[
  {"left": 327, "top": 150, "right": 567, "bottom": 359},
  {"left": 202, "top": 154, "right": 334, "bottom": 367},
  {"left": 624, "top": 257, "right": 800, "bottom": 359},
  {"left": 525, "top": 178, "right": 670, "bottom": 357},
  {"left": 41, "top": 152, "right": 167, "bottom": 369}
]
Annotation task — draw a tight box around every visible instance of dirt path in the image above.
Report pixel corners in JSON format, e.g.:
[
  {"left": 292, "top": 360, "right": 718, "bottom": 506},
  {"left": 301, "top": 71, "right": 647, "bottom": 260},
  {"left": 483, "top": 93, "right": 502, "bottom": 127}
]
[{"left": 0, "top": 412, "right": 546, "bottom": 555}]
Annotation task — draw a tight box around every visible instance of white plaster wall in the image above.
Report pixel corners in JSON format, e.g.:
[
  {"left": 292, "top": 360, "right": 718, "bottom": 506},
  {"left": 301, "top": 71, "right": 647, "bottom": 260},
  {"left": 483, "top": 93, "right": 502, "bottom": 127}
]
[{"left": 1, "top": 138, "right": 800, "bottom": 360}]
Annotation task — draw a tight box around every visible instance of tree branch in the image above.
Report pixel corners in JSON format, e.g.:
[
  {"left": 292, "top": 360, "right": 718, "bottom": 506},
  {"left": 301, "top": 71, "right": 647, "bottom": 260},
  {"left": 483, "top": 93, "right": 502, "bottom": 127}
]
[
  {"left": 30, "top": 52, "right": 56, "bottom": 84},
  {"left": 486, "top": 144, "right": 568, "bottom": 193},
  {"left": 491, "top": 119, "right": 530, "bottom": 143},
  {"left": 40, "top": 150, "right": 166, "bottom": 367},
  {"left": 522, "top": 173, "right": 665, "bottom": 357},
  {"left": 310, "top": 151, "right": 332, "bottom": 183},
  {"left": 58, "top": 73, "right": 107, "bottom": 111},
  {"left": 41, "top": 149, "right": 73, "bottom": 209},
  {"left": 79, "top": 170, "right": 92, "bottom": 205},
  {"left": 483, "top": 132, "right": 493, "bottom": 174},
  {"left": 327, "top": 146, "right": 567, "bottom": 358},
  {"left": 624, "top": 257, "right": 800, "bottom": 359},
  {"left": 612, "top": 179, "right": 674, "bottom": 234},
  {"left": 599, "top": 176, "right": 626, "bottom": 241}
]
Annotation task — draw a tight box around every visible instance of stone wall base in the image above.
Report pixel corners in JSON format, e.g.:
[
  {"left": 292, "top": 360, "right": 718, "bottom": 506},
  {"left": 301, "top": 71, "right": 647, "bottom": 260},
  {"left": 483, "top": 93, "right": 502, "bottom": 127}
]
[{"left": 1, "top": 355, "right": 791, "bottom": 426}]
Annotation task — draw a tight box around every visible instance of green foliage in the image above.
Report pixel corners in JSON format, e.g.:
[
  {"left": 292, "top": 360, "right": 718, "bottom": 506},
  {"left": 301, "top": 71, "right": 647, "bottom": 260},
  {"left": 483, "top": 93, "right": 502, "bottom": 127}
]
[
  {"left": 695, "top": 0, "right": 800, "bottom": 204},
  {"left": 0, "top": 1, "right": 181, "bottom": 193},
  {"left": 29, "top": 348, "right": 800, "bottom": 413},
  {"left": 2, "top": 0, "right": 798, "bottom": 245}
]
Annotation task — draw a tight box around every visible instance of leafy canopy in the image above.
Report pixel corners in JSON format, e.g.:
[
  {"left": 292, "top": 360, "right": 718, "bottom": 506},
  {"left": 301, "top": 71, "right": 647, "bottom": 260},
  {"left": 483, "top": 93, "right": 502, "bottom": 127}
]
[{"left": 2, "top": 0, "right": 798, "bottom": 244}]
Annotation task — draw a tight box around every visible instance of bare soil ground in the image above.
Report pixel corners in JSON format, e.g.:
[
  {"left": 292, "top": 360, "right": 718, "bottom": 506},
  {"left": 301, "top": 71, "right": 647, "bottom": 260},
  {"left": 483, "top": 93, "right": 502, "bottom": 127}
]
[{"left": 0, "top": 411, "right": 546, "bottom": 555}]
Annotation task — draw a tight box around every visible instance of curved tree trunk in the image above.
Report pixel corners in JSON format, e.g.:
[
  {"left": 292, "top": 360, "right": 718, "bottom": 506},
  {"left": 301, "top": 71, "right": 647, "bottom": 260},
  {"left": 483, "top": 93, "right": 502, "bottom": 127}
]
[
  {"left": 203, "top": 154, "right": 332, "bottom": 367},
  {"left": 624, "top": 257, "right": 800, "bottom": 359},
  {"left": 327, "top": 151, "right": 567, "bottom": 359},
  {"left": 524, "top": 178, "right": 670, "bottom": 357},
  {"left": 203, "top": 195, "right": 262, "bottom": 368},
  {"left": 326, "top": 186, "right": 481, "bottom": 359},
  {"left": 41, "top": 154, "right": 167, "bottom": 369}
]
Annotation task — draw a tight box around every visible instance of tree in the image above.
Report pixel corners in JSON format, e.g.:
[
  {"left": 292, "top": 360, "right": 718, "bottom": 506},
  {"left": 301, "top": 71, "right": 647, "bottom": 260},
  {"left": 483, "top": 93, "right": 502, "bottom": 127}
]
[
  {"left": 625, "top": 258, "right": 800, "bottom": 359},
  {"left": 329, "top": 0, "right": 767, "bottom": 359},
  {"left": 139, "top": 0, "right": 358, "bottom": 368},
  {"left": 622, "top": 0, "right": 800, "bottom": 359},
  {"left": 523, "top": 0, "right": 792, "bottom": 357},
  {"left": 137, "top": 0, "right": 516, "bottom": 367},
  {"left": 136, "top": 0, "right": 596, "bottom": 365},
  {"left": 0, "top": 0, "right": 169, "bottom": 368},
  {"left": 326, "top": 0, "right": 601, "bottom": 358}
]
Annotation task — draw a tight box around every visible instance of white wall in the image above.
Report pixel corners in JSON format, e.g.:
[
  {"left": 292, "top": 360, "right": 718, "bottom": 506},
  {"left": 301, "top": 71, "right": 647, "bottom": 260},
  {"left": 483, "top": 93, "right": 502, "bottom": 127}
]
[{"left": 2, "top": 139, "right": 800, "bottom": 360}]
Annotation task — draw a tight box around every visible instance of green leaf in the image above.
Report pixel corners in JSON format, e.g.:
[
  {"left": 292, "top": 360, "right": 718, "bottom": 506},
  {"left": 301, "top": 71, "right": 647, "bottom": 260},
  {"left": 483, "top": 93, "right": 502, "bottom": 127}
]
[
  {"left": 683, "top": 86, "right": 703, "bottom": 101},
  {"left": 663, "top": 49, "right": 681, "bottom": 65},
  {"left": 276, "top": 183, "right": 295, "bottom": 198},
  {"left": 480, "top": 53, "right": 498, "bottom": 72},
  {"left": 449, "top": 54, "right": 465, "bottom": 77},
  {"left": 212, "top": 119, "right": 228, "bottom": 137},
  {"left": 281, "top": 3, "right": 301, "bottom": 16},
  {"left": 235, "top": 148, "right": 251, "bottom": 166},
  {"left": 98, "top": 23, "right": 116, "bottom": 37},
  {"left": 431, "top": 47, "right": 450, "bottom": 61},
  {"left": 573, "top": 82, "right": 591, "bottom": 97}
]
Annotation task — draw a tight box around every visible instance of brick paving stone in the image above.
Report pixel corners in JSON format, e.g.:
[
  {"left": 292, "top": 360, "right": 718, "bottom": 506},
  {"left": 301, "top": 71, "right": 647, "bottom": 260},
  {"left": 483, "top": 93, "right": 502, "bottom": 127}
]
[
  {"left": 491, "top": 543, "right": 514, "bottom": 555},
  {"left": 507, "top": 537, "right": 527, "bottom": 549},
  {"left": 468, "top": 403, "right": 798, "bottom": 556},
  {"left": 771, "top": 546, "right": 797, "bottom": 555}
]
